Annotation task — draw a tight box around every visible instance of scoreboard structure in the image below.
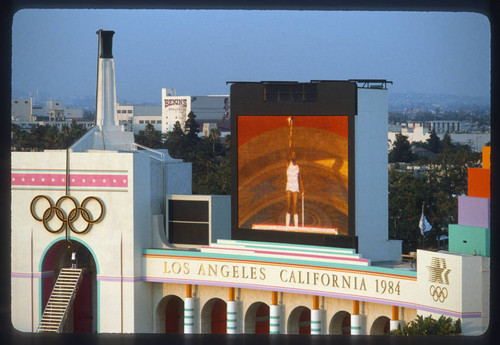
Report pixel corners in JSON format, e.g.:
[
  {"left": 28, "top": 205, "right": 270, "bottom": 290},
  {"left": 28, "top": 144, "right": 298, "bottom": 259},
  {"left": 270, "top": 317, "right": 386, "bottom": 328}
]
[{"left": 230, "top": 81, "right": 357, "bottom": 250}]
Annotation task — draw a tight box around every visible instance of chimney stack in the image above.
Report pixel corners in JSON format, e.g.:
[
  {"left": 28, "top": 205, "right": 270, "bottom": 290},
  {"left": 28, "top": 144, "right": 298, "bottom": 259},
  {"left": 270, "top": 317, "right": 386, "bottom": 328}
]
[{"left": 98, "top": 30, "right": 115, "bottom": 59}]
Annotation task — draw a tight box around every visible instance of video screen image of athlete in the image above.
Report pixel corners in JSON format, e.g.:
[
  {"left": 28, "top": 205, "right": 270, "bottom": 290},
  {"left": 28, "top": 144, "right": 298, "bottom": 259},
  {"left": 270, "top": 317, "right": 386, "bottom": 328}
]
[{"left": 237, "top": 115, "right": 348, "bottom": 235}]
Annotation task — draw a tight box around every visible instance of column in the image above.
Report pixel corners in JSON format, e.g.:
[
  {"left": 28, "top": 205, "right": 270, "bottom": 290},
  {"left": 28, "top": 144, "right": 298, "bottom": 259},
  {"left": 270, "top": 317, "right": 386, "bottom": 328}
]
[
  {"left": 270, "top": 291, "right": 281, "bottom": 334},
  {"left": 351, "top": 300, "right": 362, "bottom": 335},
  {"left": 184, "top": 284, "right": 194, "bottom": 334},
  {"left": 227, "top": 287, "right": 238, "bottom": 334},
  {"left": 390, "top": 305, "right": 402, "bottom": 331},
  {"left": 311, "top": 296, "right": 322, "bottom": 335}
]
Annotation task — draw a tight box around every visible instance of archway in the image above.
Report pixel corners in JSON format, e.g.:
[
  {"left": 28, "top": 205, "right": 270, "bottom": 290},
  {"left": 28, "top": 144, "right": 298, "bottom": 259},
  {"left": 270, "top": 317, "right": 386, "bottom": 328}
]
[
  {"left": 287, "top": 306, "right": 311, "bottom": 335},
  {"left": 201, "top": 298, "right": 227, "bottom": 334},
  {"left": 156, "top": 295, "right": 184, "bottom": 333},
  {"left": 40, "top": 239, "right": 97, "bottom": 333},
  {"left": 370, "top": 316, "right": 391, "bottom": 335},
  {"left": 244, "top": 302, "right": 270, "bottom": 334},
  {"left": 329, "top": 311, "right": 351, "bottom": 335}
]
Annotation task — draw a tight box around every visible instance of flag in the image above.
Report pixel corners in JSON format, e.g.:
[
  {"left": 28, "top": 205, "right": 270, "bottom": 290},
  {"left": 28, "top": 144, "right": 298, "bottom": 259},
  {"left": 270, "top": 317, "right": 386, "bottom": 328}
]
[{"left": 419, "top": 212, "right": 432, "bottom": 235}]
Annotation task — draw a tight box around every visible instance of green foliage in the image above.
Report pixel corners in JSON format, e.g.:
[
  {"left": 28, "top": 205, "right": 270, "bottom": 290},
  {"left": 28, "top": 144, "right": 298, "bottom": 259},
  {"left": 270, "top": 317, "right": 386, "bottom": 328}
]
[
  {"left": 134, "top": 114, "right": 231, "bottom": 195},
  {"left": 11, "top": 123, "right": 88, "bottom": 151},
  {"left": 390, "top": 315, "right": 461, "bottom": 336},
  {"left": 134, "top": 123, "right": 163, "bottom": 149},
  {"left": 389, "top": 169, "right": 431, "bottom": 252},
  {"left": 389, "top": 133, "right": 414, "bottom": 163},
  {"left": 426, "top": 129, "right": 441, "bottom": 153},
  {"left": 389, "top": 136, "right": 481, "bottom": 253}
]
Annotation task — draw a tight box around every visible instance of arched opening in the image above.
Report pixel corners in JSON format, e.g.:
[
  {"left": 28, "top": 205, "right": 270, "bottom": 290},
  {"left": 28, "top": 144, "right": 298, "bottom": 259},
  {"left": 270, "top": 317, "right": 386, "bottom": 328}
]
[
  {"left": 201, "top": 298, "right": 227, "bottom": 334},
  {"left": 41, "top": 239, "right": 97, "bottom": 333},
  {"left": 244, "top": 302, "right": 269, "bottom": 334},
  {"left": 329, "top": 310, "right": 351, "bottom": 335},
  {"left": 156, "top": 295, "right": 184, "bottom": 333},
  {"left": 287, "top": 306, "right": 311, "bottom": 335},
  {"left": 370, "top": 316, "right": 391, "bottom": 335}
]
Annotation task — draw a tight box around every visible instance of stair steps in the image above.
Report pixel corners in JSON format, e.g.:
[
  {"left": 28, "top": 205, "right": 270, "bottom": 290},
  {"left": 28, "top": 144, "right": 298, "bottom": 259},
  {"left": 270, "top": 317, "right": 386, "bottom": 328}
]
[{"left": 37, "top": 268, "right": 83, "bottom": 333}]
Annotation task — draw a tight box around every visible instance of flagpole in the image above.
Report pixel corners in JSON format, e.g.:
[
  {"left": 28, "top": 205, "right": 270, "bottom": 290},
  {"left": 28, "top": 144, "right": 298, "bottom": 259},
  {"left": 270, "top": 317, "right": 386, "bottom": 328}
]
[{"left": 420, "top": 202, "right": 425, "bottom": 250}]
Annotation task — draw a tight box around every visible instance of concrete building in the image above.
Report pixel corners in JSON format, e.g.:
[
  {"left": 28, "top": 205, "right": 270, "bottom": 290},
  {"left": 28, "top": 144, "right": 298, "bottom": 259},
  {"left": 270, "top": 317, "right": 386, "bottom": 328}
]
[
  {"left": 162, "top": 90, "right": 230, "bottom": 134},
  {"left": 427, "top": 120, "right": 462, "bottom": 134},
  {"left": 10, "top": 30, "right": 489, "bottom": 337},
  {"left": 133, "top": 116, "right": 162, "bottom": 134},
  {"left": 388, "top": 124, "right": 430, "bottom": 151},
  {"left": 388, "top": 123, "right": 490, "bottom": 152},
  {"left": 441, "top": 133, "right": 490, "bottom": 152},
  {"left": 11, "top": 98, "right": 33, "bottom": 122}
]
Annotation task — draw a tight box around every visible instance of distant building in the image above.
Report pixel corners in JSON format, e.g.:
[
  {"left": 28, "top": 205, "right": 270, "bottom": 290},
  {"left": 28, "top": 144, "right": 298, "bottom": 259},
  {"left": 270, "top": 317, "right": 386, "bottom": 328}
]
[
  {"left": 388, "top": 121, "right": 489, "bottom": 152},
  {"left": 440, "top": 133, "right": 490, "bottom": 152},
  {"left": 133, "top": 116, "right": 162, "bottom": 134},
  {"left": 11, "top": 98, "right": 33, "bottom": 122},
  {"left": 162, "top": 89, "right": 230, "bottom": 134},
  {"left": 12, "top": 98, "right": 91, "bottom": 129},
  {"left": 427, "top": 120, "right": 462, "bottom": 134},
  {"left": 388, "top": 123, "right": 430, "bottom": 150},
  {"left": 64, "top": 107, "right": 84, "bottom": 120}
]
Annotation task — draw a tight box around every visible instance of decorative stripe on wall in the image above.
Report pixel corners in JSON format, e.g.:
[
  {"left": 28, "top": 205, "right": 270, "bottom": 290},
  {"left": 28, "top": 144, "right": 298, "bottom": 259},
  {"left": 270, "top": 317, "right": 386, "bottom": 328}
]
[{"left": 11, "top": 169, "right": 129, "bottom": 192}]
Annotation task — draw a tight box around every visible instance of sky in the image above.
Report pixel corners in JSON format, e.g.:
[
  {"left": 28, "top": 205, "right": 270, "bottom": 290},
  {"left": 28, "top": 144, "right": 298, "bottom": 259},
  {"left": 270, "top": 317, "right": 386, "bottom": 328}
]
[{"left": 11, "top": 9, "right": 491, "bottom": 105}]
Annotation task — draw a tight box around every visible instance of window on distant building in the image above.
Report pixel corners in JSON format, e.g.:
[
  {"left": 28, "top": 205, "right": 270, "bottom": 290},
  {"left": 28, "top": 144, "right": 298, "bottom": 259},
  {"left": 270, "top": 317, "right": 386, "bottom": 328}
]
[
  {"left": 139, "top": 120, "right": 144, "bottom": 124},
  {"left": 128, "top": 110, "right": 132, "bottom": 113}
]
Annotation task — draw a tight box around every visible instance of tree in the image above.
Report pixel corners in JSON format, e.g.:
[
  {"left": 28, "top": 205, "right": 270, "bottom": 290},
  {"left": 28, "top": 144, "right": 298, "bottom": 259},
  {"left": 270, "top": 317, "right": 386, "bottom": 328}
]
[
  {"left": 389, "top": 138, "right": 481, "bottom": 252},
  {"left": 390, "top": 315, "right": 461, "bottom": 336},
  {"left": 135, "top": 123, "right": 162, "bottom": 149},
  {"left": 11, "top": 123, "right": 89, "bottom": 151},
  {"left": 426, "top": 128, "right": 441, "bottom": 153},
  {"left": 209, "top": 127, "right": 221, "bottom": 155},
  {"left": 184, "top": 111, "right": 200, "bottom": 145},
  {"left": 389, "top": 168, "right": 433, "bottom": 253},
  {"left": 164, "top": 121, "right": 185, "bottom": 159},
  {"left": 441, "top": 132, "right": 453, "bottom": 152},
  {"left": 389, "top": 133, "right": 414, "bottom": 163}
]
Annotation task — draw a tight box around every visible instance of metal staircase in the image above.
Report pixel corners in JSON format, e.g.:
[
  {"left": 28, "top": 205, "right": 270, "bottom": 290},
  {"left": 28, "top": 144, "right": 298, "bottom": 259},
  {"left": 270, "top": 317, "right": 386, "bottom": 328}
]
[{"left": 38, "top": 268, "right": 83, "bottom": 333}]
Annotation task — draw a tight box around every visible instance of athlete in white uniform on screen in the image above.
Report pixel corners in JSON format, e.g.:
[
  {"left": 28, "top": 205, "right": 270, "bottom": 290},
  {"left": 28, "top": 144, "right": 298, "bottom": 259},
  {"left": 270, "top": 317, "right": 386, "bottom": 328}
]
[{"left": 286, "top": 117, "right": 304, "bottom": 227}]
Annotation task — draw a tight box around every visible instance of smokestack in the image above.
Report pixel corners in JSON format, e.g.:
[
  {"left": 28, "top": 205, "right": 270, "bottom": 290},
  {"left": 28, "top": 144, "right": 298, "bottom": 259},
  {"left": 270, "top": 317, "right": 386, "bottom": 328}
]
[
  {"left": 71, "top": 29, "right": 135, "bottom": 151},
  {"left": 98, "top": 30, "right": 114, "bottom": 58},
  {"left": 95, "top": 29, "right": 118, "bottom": 129}
]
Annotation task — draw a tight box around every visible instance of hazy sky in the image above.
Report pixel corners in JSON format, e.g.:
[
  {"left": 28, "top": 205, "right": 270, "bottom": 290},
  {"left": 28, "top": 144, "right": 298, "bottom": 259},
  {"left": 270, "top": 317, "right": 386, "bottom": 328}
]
[{"left": 11, "top": 9, "right": 491, "bottom": 104}]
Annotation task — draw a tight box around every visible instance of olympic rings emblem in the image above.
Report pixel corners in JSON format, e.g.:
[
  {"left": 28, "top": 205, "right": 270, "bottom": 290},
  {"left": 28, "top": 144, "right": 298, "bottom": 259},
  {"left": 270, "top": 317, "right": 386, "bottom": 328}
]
[
  {"left": 30, "top": 195, "right": 105, "bottom": 235},
  {"left": 429, "top": 285, "right": 448, "bottom": 303}
]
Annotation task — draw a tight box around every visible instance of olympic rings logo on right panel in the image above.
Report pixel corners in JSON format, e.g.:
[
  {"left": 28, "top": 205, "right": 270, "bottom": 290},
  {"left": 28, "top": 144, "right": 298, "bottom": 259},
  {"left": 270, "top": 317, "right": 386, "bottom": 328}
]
[{"left": 427, "top": 257, "right": 451, "bottom": 303}]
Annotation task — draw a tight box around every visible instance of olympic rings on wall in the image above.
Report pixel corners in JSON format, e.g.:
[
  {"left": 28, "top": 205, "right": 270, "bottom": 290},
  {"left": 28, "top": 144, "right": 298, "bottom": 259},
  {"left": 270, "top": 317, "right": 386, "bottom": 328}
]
[
  {"left": 429, "top": 285, "right": 448, "bottom": 303},
  {"left": 30, "top": 195, "right": 105, "bottom": 235}
]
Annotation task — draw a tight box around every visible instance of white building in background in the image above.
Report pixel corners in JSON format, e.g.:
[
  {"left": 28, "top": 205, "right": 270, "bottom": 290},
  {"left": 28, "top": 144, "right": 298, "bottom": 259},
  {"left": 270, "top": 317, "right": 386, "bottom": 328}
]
[
  {"left": 161, "top": 88, "right": 230, "bottom": 134},
  {"left": 388, "top": 123, "right": 430, "bottom": 151},
  {"left": 388, "top": 122, "right": 490, "bottom": 152},
  {"left": 442, "top": 133, "right": 490, "bottom": 152},
  {"left": 133, "top": 105, "right": 162, "bottom": 134},
  {"left": 133, "top": 116, "right": 162, "bottom": 134},
  {"left": 64, "top": 107, "right": 84, "bottom": 120},
  {"left": 11, "top": 98, "right": 33, "bottom": 122},
  {"left": 31, "top": 100, "right": 64, "bottom": 119},
  {"left": 427, "top": 120, "right": 462, "bottom": 134}
]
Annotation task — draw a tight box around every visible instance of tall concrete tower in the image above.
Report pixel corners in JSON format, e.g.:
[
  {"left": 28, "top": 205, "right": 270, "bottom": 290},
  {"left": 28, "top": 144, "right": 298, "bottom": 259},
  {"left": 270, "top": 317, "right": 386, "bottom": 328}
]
[
  {"left": 71, "top": 29, "right": 134, "bottom": 151},
  {"left": 95, "top": 30, "right": 119, "bottom": 130}
]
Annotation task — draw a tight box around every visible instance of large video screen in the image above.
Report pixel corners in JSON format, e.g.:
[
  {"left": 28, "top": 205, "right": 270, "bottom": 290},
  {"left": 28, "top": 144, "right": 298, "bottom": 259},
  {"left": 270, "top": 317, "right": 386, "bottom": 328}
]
[{"left": 237, "top": 115, "right": 349, "bottom": 236}]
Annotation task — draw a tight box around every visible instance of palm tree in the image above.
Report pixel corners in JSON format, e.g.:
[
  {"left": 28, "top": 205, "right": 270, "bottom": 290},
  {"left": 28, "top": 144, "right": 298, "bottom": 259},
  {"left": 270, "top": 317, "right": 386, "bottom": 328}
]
[{"left": 209, "top": 127, "right": 221, "bottom": 155}]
